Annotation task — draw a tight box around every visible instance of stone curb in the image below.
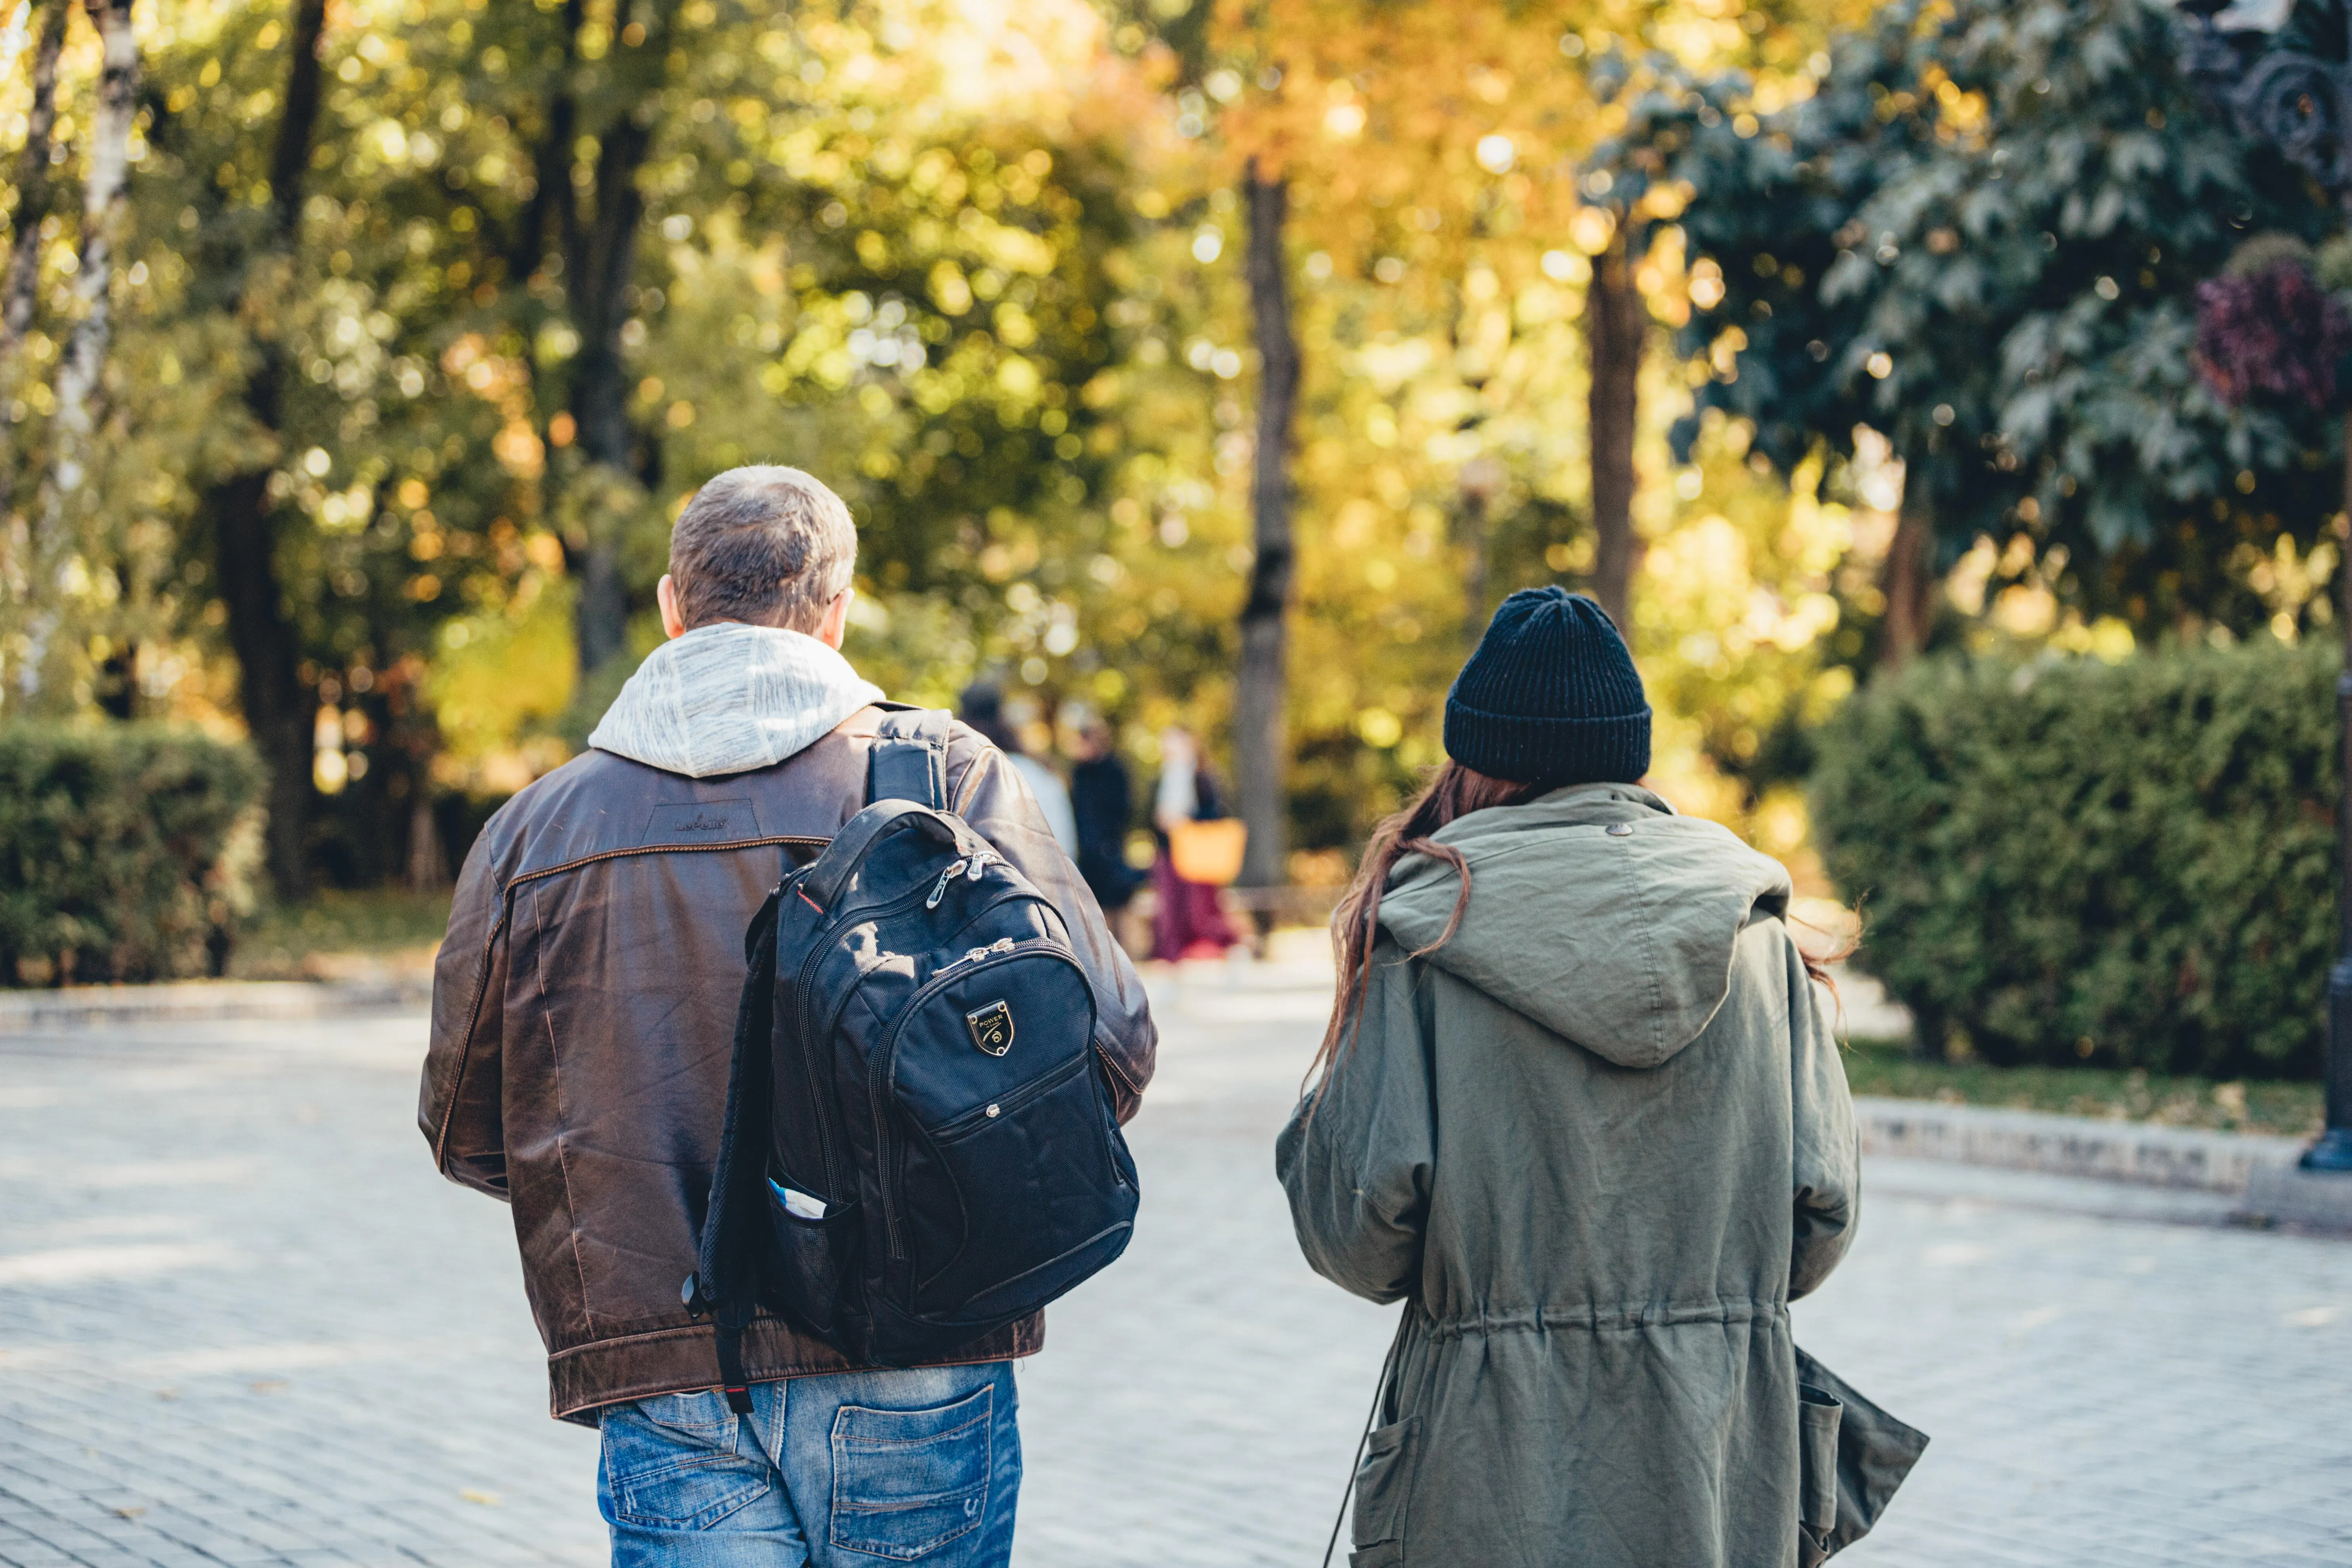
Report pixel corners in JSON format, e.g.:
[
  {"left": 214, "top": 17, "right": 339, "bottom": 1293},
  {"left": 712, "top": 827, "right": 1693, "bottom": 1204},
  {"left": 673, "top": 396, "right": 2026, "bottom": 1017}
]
[
  {"left": 2236, "top": 1165, "right": 2352, "bottom": 1232},
  {"left": 1856, "top": 1095, "right": 2303, "bottom": 1192},
  {"left": 0, "top": 977, "right": 431, "bottom": 1033},
  {"left": 1856, "top": 1095, "right": 2352, "bottom": 1231}
]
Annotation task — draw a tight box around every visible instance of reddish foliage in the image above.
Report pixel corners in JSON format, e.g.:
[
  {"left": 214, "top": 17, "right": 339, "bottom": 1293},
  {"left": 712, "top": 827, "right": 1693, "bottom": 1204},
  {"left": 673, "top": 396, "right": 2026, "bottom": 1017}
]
[{"left": 2194, "top": 264, "right": 2352, "bottom": 410}]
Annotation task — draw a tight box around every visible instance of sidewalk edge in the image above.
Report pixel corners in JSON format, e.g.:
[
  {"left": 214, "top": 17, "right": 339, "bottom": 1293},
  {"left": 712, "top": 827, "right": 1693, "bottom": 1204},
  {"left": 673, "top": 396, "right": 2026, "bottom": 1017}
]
[{"left": 0, "top": 978, "right": 431, "bottom": 1032}]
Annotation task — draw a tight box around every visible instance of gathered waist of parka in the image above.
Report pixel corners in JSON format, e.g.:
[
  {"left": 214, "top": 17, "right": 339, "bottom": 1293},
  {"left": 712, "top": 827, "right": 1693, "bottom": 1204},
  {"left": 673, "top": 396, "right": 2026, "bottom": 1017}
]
[{"left": 1413, "top": 1296, "right": 1789, "bottom": 1343}]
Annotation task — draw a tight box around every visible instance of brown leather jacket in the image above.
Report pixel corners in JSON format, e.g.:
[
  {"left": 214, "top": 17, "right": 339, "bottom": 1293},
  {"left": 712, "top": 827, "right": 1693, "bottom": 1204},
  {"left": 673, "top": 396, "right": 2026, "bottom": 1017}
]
[{"left": 418, "top": 707, "right": 1156, "bottom": 1424}]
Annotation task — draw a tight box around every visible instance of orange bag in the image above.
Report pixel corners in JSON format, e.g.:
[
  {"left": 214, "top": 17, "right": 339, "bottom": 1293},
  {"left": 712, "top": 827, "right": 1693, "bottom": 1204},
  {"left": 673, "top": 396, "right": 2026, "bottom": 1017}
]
[{"left": 1167, "top": 818, "right": 1247, "bottom": 886}]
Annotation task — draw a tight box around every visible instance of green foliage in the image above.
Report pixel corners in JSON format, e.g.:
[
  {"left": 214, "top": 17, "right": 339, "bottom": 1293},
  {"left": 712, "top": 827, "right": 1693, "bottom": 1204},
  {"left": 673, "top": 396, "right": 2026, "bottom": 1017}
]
[
  {"left": 1839, "top": 1036, "right": 2323, "bottom": 1135},
  {"left": 1811, "top": 640, "right": 2337, "bottom": 1077},
  {"left": 1597, "top": 0, "right": 2345, "bottom": 640},
  {"left": 0, "top": 723, "right": 264, "bottom": 984},
  {"left": 230, "top": 886, "right": 453, "bottom": 980}
]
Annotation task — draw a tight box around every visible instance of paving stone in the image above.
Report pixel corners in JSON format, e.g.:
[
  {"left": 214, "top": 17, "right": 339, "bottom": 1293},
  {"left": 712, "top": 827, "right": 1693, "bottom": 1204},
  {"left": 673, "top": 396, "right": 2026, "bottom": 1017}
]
[{"left": 4, "top": 975, "right": 2351, "bottom": 1567}]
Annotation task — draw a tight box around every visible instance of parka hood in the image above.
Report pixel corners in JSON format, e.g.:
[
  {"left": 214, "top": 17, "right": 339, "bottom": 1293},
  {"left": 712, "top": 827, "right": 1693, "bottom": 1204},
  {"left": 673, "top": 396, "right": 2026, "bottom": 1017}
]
[{"left": 1377, "top": 782, "right": 1792, "bottom": 1069}]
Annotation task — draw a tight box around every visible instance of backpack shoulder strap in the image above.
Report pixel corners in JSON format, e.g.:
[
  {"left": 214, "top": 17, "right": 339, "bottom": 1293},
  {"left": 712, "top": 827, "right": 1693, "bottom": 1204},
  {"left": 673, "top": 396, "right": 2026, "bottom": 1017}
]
[
  {"left": 691, "top": 882, "right": 783, "bottom": 1416},
  {"left": 867, "top": 703, "right": 953, "bottom": 810}
]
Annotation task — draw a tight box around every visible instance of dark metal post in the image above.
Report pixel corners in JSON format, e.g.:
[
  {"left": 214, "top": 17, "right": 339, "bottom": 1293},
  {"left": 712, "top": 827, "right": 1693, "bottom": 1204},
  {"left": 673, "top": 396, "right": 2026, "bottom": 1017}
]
[
  {"left": 2316, "top": 406, "right": 2352, "bottom": 1168},
  {"left": 2177, "top": 2, "right": 2352, "bottom": 1170}
]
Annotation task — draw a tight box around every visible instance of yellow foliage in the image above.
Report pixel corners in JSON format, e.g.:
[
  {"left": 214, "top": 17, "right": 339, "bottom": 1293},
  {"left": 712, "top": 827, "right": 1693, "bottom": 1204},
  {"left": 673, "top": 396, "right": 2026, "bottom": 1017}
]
[{"left": 427, "top": 579, "right": 578, "bottom": 791}]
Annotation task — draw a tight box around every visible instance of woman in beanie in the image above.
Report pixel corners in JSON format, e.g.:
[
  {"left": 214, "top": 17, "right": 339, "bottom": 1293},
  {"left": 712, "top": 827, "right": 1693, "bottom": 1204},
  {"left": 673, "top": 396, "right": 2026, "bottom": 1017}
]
[{"left": 1278, "top": 588, "right": 1861, "bottom": 1568}]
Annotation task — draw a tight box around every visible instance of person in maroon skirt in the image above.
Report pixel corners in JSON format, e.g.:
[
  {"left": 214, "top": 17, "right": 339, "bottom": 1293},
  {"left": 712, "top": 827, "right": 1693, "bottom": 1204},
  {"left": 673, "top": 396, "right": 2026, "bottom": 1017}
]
[{"left": 1150, "top": 726, "right": 1240, "bottom": 962}]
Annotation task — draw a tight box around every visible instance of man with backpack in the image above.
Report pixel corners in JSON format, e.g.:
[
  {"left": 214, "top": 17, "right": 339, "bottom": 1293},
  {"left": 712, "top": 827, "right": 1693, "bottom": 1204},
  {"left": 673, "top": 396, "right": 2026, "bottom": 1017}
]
[{"left": 419, "top": 465, "right": 1156, "bottom": 1566}]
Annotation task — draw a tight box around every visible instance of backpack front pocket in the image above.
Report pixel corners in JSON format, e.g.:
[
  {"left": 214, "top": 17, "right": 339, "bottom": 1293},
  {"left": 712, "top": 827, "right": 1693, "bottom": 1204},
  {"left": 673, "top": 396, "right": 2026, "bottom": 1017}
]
[
  {"left": 873, "top": 943, "right": 1133, "bottom": 1327},
  {"left": 905, "top": 1046, "right": 1127, "bottom": 1316}
]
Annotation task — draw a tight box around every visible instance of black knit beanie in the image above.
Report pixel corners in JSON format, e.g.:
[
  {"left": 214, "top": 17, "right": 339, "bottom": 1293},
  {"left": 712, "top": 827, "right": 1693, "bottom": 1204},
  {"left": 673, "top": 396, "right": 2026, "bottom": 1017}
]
[{"left": 1442, "top": 587, "right": 1651, "bottom": 785}]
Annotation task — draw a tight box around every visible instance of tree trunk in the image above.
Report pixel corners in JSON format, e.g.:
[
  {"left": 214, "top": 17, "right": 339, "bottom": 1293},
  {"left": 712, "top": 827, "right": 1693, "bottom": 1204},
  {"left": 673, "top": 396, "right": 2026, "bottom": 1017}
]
[
  {"left": 1456, "top": 455, "right": 1502, "bottom": 645},
  {"left": 201, "top": 0, "right": 329, "bottom": 899},
  {"left": 264, "top": 0, "right": 328, "bottom": 236},
  {"left": 1236, "top": 160, "right": 1296, "bottom": 894},
  {"left": 565, "top": 110, "right": 653, "bottom": 676},
  {"left": 1881, "top": 495, "right": 1936, "bottom": 667},
  {"left": 406, "top": 786, "right": 448, "bottom": 892},
  {"left": 0, "top": 0, "right": 70, "bottom": 358},
  {"left": 0, "top": 0, "right": 71, "bottom": 552},
  {"left": 32, "top": 0, "right": 139, "bottom": 564},
  {"left": 510, "top": 0, "right": 584, "bottom": 284},
  {"left": 217, "top": 465, "right": 312, "bottom": 897},
  {"left": 1460, "top": 490, "right": 1489, "bottom": 645},
  {"left": 550, "top": 2, "right": 674, "bottom": 679},
  {"left": 1586, "top": 225, "right": 1645, "bottom": 636}
]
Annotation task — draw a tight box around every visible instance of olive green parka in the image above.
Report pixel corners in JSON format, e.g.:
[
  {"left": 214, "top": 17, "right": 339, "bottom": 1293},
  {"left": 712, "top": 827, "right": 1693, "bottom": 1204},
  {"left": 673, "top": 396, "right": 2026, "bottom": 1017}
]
[{"left": 1278, "top": 783, "right": 1859, "bottom": 1568}]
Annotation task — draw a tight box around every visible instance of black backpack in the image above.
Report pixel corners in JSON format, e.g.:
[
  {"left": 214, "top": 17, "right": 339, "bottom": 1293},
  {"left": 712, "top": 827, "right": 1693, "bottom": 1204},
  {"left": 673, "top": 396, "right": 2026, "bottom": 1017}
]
[{"left": 686, "top": 710, "right": 1139, "bottom": 1410}]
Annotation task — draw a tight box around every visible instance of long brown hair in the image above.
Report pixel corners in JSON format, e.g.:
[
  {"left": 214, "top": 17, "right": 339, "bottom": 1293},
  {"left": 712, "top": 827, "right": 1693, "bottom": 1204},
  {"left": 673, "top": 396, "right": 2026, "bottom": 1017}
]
[
  {"left": 1308, "top": 761, "right": 1537, "bottom": 1094},
  {"left": 1306, "top": 765, "right": 1857, "bottom": 1097}
]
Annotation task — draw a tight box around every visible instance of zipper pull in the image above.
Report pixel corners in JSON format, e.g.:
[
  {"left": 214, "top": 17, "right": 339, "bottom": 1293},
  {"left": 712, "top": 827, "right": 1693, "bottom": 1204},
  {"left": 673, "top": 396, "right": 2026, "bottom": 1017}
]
[
  {"left": 966, "top": 851, "right": 992, "bottom": 882},
  {"left": 926, "top": 858, "right": 968, "bottom": 910}
]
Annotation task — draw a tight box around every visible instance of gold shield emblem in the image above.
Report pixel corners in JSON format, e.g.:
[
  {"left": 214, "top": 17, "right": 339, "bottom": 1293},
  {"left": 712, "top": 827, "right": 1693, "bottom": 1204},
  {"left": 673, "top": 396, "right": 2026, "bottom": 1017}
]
[{"left": 965, "top": 999, "right": 1015, "bottom": 1057}]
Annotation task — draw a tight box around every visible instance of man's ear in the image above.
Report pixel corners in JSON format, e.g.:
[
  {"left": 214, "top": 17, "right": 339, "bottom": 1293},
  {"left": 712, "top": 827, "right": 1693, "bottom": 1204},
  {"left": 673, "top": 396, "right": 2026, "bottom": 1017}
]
[
  {"left": 657, "top": 575, "right": 688, "bottom": 640},
  {"left": 815, "top": 587, "right": 854, "bottom": 651}
]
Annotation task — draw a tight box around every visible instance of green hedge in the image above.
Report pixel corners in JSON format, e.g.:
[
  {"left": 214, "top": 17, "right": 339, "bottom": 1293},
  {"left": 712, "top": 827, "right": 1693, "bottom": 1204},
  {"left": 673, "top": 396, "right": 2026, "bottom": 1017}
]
[
  {"left": 0, "top": 724, "right": 265, "bottom": 985},
  {"left": 1810, "top": 642, "right": 2336, "bottom": 1078}
]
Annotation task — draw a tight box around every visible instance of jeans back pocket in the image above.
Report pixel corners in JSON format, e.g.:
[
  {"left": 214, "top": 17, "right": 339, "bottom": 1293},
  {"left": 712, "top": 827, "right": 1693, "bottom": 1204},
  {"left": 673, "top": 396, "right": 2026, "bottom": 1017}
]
[
  {"left": 828, "top": 1383, "right": 994, "bottom": 1561},
  {"left": 602, "top": 1392, "right": 772, "bottom": 1532}
]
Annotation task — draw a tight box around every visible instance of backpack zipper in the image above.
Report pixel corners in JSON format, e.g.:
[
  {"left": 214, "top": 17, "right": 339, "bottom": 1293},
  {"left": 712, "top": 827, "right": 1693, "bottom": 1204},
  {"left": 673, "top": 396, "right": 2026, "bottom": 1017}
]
[
  {"left": 928, "top": 1044, "right": 1093, "bottom": 1143},
  {"left": 868, "top": 934, "right": 1093, "bottom": 1264},
  {"left": 924, "top": 851, "right": 1000, "bottom": 910}
]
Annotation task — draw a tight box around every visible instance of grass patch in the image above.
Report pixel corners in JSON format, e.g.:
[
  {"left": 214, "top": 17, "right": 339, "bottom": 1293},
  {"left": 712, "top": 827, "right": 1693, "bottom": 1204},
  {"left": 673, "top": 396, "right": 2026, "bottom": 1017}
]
[
  {"left": 1842, "top": 1036, "right": 2322, "bottom": 1139},
  {"left": 230, "top": 888, "right": 453, "bottom": 981}
]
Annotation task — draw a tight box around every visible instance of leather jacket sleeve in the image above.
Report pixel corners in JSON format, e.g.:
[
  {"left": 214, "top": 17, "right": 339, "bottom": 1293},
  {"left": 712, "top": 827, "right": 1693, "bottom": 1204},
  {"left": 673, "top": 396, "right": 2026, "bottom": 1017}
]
[
  {"left": 949, "top": 732, "right": 1158, "bottom": 1122},
  {"left": 419, "top": 820, "right": 514, "bottom": 1199}
]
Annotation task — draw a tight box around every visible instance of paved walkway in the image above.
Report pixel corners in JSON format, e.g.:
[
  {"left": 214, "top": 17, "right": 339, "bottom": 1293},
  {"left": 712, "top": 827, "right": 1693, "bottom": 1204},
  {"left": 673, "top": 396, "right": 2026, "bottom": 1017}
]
[{"left": 3, "top": 968, "right": 2350, "bottom": 1566}]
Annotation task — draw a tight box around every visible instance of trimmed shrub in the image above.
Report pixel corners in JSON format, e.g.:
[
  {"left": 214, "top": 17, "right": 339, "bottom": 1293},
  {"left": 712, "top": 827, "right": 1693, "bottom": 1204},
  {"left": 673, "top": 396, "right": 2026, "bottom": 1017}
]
[
  {"left": 1809, "top": 642, "right": 2335, "bottom": 1078},
  {"left": 0, "top": 724, "right": 265, "bottom": 985}
]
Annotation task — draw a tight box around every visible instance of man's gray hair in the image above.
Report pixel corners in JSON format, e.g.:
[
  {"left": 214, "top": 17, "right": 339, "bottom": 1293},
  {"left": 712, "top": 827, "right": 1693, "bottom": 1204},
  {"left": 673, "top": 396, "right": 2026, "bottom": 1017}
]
[{"left": 667, "top": 465, "right": 858, "bottom": 634}]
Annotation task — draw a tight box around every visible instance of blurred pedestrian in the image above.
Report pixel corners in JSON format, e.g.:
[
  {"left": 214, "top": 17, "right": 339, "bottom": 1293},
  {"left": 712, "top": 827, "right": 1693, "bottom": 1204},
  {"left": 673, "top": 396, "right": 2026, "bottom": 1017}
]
[
  {"left": 1150, "top": 725, "right": 1239, "bottom": 962},
  {"left": 1278, "top": 588, "right": 1867, "bottom": 1567},
  {"left": 961, "top": 680, "right": 1077, "bottom": 855},
  {"left": 1069, "top": 713, "right": 1145, "bottom": 916}
]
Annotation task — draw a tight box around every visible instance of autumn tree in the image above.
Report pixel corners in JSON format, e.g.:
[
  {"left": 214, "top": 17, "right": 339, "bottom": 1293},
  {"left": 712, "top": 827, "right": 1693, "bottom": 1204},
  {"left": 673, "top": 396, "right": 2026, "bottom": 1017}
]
[
  {"left": 1201, "top": 0, "right": 1623, "bottom": 885},
  {"left": 0, "top": 0, "right": 1915, "bottom": 906}
]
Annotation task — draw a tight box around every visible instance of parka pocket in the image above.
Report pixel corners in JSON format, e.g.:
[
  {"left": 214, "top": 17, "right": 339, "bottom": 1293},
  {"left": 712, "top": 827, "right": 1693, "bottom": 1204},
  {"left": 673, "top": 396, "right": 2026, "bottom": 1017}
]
[
  {"left": 1797, "top": 1384, "right": 1844, "bottom": 1565},
  {"left": 1348, "top": 1413, "right": 1417, "bottom": 1566}
]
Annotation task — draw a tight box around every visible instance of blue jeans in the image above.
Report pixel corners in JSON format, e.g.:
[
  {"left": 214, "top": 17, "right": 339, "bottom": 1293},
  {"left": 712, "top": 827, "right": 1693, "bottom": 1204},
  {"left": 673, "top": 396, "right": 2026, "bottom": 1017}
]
[{"left": 597, "top": 1361, "right": 1021, "bottom": 1567}]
